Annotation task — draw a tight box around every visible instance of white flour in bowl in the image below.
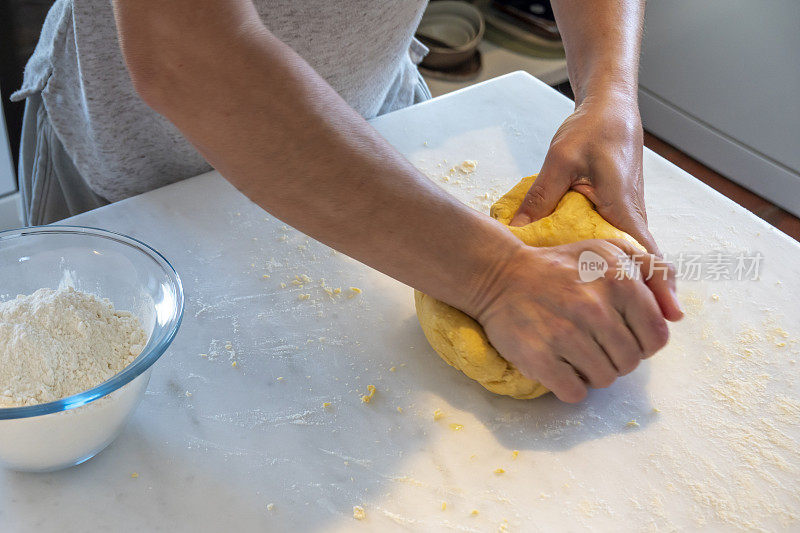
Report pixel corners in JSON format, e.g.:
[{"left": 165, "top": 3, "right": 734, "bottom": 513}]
[{"left": 0, "top": 287, "right": 147, "bottom": 407}]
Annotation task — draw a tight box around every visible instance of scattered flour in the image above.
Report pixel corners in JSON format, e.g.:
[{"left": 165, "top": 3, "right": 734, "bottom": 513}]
[{"left": 0, "top": 287, "right": 147, "bottom": 407}]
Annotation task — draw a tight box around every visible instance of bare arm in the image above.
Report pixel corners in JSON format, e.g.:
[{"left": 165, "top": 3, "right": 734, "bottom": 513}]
[
  {"left": 112, "top": 0, "right": 519, "bottom": 316},
  {"left": 512, "top": 1, "right": 664, "bottom": 257},
  {"left": 112, "top": 0, "right": 679, "bottom": 402},
  {"left": 553, "top": 0, "right": 644, "bottom": 105}
]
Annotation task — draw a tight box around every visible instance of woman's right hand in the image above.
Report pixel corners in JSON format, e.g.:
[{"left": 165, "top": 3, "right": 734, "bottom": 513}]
[{"left": 470, "top": 239, "right": 683, "bottom": 403}]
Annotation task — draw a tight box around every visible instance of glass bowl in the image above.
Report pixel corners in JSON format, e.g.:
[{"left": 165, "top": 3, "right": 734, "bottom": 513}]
[{"left": 0, "top": 226, "right": 184, "bottom": 472}]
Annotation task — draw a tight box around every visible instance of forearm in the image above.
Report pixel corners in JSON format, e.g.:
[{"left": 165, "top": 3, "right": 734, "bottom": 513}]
[
  {"left": 112, "top": 0, "right": 520, "bottom": 314},
  {"left": 550, "top": 0, "right": 645, "bottom": 104}
]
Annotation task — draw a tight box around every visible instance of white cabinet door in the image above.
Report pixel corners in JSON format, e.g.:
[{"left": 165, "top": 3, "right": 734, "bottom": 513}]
[{"left": 639, "top": 0, "right": 800, "bottom": 216}]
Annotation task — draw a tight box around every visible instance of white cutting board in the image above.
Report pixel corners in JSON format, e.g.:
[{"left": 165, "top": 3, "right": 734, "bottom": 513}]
[{"left": 1, "top": 72, "right": 798, "bottom": 532}]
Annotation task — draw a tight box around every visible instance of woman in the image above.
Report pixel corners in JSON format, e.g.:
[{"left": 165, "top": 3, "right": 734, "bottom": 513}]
[{"left": 13, "top": 0, "right": 682, "bottom": 402}]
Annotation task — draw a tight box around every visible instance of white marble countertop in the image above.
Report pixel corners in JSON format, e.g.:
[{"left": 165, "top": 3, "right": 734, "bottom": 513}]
[{"left": 2, "top": 72, "right": 799, "bottom": 532}]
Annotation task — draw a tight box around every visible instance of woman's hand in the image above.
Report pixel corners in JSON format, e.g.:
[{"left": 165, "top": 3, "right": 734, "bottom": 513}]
[
  {"left": 511, "top": 91, "right": 661, "bottom": 255},
  {"left": 470, "top": 239, "right": 683, "bottom": 403}
]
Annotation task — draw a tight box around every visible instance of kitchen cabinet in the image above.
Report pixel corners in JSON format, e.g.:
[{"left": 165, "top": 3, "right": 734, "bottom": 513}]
[{"left": 639, "top": 0, "right": 800, "bottom": 215}]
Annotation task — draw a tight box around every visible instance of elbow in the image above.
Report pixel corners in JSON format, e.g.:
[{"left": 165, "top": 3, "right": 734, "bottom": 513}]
[
  {"left": 122, "top": 46, "right": 173, "bottom": 113},
  {"left": 117, "top": 17, "right": 187, "bottom": 113},
  {"left": 114, "top": 3, "right": 191, "bottom": 112}
]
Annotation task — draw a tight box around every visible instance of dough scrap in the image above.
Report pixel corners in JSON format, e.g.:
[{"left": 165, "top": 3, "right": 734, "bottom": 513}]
[{"left": 414, "top": 174, "right": 643, "bottom": 399}]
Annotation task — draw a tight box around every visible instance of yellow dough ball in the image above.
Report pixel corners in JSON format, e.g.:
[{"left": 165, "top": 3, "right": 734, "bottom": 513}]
[{"left": 414, "top": 174, "right": 643, "bottom": 399}]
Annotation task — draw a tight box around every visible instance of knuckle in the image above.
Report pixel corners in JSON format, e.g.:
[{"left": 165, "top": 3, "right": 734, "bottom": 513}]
[
  {"left": 617, "top": 358, "right": 640, "bottom": 376},
  {"left": 560, "top": 383, "right": 588, "bottom": 403},
  {"left": 610, "top": 275, "right": 637, "bottom": 296},
  {"left": 548, "top": 144, "right": 580, "bottom": 170},
  {"left": 645, "top": 320, "right": 670, "bottom": 356},
  {"left": 535, "top": 355, "right": 558, "bottom": 376},
  {"left": 595, "top": 373, "right": 616, "bottom": 389},
  {"left": 577, "top": 294, "right": 612, "bottom": 326},
  {"left": 548, "top": 319, "right": 575, "bottom": 346},
  {"left": 602, "top": 272, "right": 625, "bottom": 291},
  {"left": 667, "top": 262, "right": 677, "bottom": 279},
  {"left": 655, "top": 319, "right": 670, "bottom": 347},
  {"left": 578, "top": 298, "right": 604, "bottom": 322},
  {"left": 617, "top": 354, "right": 641, "bottom": 376},
  {"left": 601, "top": 251, "right": 625, "bottom": 275},
  {"left": 523, "top": 184, "right": 548, "bottom": 208}
]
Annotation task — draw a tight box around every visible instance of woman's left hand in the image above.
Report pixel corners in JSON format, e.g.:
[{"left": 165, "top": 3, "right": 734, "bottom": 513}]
[{"left": 511, "top": 91, "right": 661, "bottom": 256}]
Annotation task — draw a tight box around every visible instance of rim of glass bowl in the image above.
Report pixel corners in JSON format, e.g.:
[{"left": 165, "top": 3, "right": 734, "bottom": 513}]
[{"left": 0, "top": 225, "right": 184, "bottom": 420}]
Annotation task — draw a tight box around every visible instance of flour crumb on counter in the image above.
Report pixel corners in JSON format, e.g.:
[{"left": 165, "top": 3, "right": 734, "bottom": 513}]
[
  {"left": 361, "top": 385, "right": 376, "bottom": 403},
  {"left": 456, "top": 160, "right": 477, "bottom": 173},
  {"left": 680, "top": 291, "right": 704, "bottom": 315},
  {"left": 348, "top": 287, "right": 362, "bottom": 298},
  {"left": 353, "top": 506, "right": 367, "bottom": 520},
  {"left": 292, "top": 274, "right": 313, "bottom": 285}
]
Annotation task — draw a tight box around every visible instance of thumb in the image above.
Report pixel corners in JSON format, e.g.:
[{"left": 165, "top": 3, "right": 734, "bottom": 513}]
[
  {"left": 510, "top": 160, "right": 571, "bottom": 227},
  {"left": 619, "top": 214, "right": 662, "bottom": 258}
]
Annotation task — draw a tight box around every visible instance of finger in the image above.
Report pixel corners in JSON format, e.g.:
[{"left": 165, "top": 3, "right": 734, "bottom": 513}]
[
  {"left": 618, "top": 280, "right": 670, "bottom": 358},
  {"left": 570, "top": 155, "right": 659, "bottom": 255},
  {"left": 607, "top": 239, "right": 683, "bottom": 322},
  {"left": 556, "top": 332, "right": 619, "bottom": 388},
  {"left": 510, "top": 154, "right": 572, "bottom": 226},
  {"left": 590, "top": 241, "right": 670, "bottom": 360},
  {"left": 585, "top": 305, "right": 644, "bottom": 376},
  {"left": 600, "top": 251, "right": 671, "bottom": 358},
  {"left": 621, "top": 216, "right": 662, "bottom": 257},
  {"left": 537, "top": 357, "right": 588, "bottom": 403}
]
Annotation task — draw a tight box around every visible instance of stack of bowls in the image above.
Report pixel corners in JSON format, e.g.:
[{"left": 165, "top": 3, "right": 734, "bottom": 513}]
[{"left": 417, "top": 1, "right": 485, "bottom": 77}]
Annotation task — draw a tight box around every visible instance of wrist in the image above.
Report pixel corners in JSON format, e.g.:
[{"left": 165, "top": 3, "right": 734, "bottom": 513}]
[
  {"left": 576, "top": 88, "right": 643, "bottom": 137},
  {"left": 573, "top": 66, "right": 639, "bottom": 108},
  {"left": 460, "top": 235, "right": 531, "bottom": 321},
  {"left": 432, "top": 218, "right": 524, "bottom": 319}
]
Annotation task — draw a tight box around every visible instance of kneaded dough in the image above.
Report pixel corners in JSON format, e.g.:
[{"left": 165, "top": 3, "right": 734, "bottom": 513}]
[{"left": 414, "top": 174, "right": 643, "bottom": 399}]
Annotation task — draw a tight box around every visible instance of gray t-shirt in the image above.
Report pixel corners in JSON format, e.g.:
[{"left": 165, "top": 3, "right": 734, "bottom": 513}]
[{"left": 11, "top": 0, "right": 429, "bottom": 202}]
